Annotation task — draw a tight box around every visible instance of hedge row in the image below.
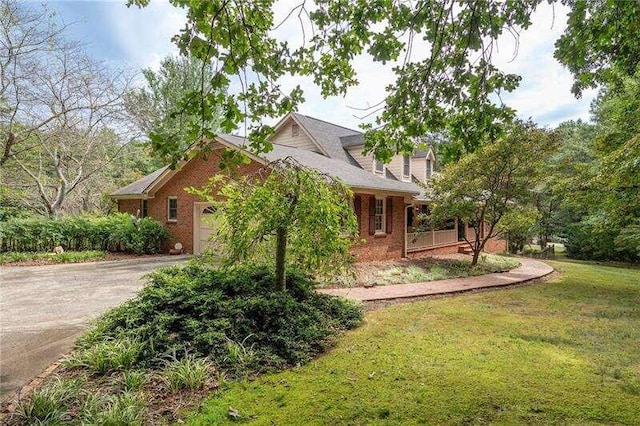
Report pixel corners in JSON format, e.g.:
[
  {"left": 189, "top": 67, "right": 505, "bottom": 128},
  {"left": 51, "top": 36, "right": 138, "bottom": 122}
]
[{"left": 0, "top": 213, "right": 169, "bottom": 255}]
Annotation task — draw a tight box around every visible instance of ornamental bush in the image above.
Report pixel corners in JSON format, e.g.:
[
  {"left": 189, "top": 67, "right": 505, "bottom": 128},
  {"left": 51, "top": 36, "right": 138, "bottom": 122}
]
[
  {"left": 0, "top": 213, "right": 167, "bottom": 254},
  {"left": 74, "top": 263, "right": 363, "bottom": 376}
]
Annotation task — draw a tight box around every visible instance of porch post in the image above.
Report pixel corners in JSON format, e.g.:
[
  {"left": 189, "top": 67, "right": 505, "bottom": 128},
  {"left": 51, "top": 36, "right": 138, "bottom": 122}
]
[{"left": 404, "top": 204, "right": 410, "bottom": 257}]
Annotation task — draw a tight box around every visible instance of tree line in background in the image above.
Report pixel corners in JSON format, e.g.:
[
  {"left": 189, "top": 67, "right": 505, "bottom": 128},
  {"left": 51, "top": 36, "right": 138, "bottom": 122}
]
[
  {"left": 1, "top": 0, "right": 638, "bottom": 264},
  {"left": 0, "top": 0, "right": 211, "bottom": 219}
]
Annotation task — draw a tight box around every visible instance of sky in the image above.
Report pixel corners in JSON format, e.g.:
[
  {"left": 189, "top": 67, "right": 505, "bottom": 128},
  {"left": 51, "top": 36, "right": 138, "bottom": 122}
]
[{"left": 46, "top": 0, "right": 596, "bottom": 131}]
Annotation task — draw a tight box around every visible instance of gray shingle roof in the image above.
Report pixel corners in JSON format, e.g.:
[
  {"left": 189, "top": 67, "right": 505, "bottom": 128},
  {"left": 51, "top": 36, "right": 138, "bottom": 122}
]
[
  {"left": 340, "top": 133, "right": 364, "bottom": 147},
  {"left": 292, "top": 113, "right": 360, "bottom": 164},
  {"left": 111, "top": 118, "right": 426, "bottom": 197},
  {"left": 219, "top": 135, "right": 420, "bottom": 195},
  {"left": 110, "top": 166, "right": 169, "bottom": 197}
]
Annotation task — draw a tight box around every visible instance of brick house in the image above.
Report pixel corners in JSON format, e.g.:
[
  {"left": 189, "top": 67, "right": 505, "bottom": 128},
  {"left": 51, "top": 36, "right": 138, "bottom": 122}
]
[{"left": 111, "top": 113, "right": 506, "bottom": 261}]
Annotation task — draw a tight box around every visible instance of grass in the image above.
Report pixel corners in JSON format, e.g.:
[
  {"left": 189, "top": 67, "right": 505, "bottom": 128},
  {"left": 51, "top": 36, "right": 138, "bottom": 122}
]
[
  {"left": 64, "top": 338, "right": 142, "bottom": 374},
  {"left": 187, "top": 259, "right": 640, "bottom": 424},
  {"left": 350, "top": 254, "right": 520, "bottom": 287},
  {"left": 80, "top": 392, "right": 145, "bottom": 425},
  {"left": 14, "top": 377, "right": 83, "bottom": 424},
  {"left": 524, "top": 242, "right": 566, "bottom": 254},
  {"left": 0, "top": 250, "right": 106, "bottom": 265},
  {"left": 162, "top": 355, "right": 212, "bottom": 392}
]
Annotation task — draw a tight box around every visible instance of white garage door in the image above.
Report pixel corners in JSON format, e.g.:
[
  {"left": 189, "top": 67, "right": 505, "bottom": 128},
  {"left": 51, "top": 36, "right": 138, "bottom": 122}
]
[{"left": 194, "top": 203, "right": 220, "bottom": 254}]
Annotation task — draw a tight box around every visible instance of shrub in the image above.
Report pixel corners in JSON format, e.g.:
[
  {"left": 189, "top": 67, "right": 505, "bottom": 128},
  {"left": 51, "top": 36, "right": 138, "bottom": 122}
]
[
  {"left": 0, "top": 250, "right": 106, "bottom": 265},
  {"left": 76, "top": 264, "right": 364, "bottom": 376},
  {"left": 565, "top": 217, "right": 639, "bottom": 262},
  {"left": 119, "top": 370, "right": 146, "bottom": 392},
  {"left": 161, "top": 355, "right": 211, "bottom": 392},
  {"left": 0, "top": 213, "right": 167, "bottom": 254}
]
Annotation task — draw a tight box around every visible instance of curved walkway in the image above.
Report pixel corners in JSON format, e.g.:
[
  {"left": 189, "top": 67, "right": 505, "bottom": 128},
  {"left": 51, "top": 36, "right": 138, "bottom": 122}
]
[{"left": 318, "top": 257, "right": 554, "bottom": 301}]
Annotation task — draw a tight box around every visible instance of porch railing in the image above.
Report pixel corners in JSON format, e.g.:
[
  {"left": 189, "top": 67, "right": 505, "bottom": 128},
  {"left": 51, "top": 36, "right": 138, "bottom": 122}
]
[
  {"left": 407, "top": 228, "right": 479, "bottom": 252},
  {"left": 407, "top": 229, "right": 458, "bottom": 251}
]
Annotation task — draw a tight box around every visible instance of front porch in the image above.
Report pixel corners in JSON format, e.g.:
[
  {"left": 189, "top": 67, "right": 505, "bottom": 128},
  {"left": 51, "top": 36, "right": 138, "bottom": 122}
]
[{"left": 405, "top": 203, "right": 483, "bottom": 254}]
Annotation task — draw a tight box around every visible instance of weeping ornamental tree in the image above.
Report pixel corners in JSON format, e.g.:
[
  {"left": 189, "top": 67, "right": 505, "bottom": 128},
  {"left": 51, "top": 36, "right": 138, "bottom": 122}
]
[{"left": 191, "top": 158, "right": 358, "bottom": 290}]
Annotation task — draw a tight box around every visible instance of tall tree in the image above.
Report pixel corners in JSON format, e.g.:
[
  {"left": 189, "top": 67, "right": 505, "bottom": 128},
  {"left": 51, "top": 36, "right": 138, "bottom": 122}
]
[
  {"left": 1, "top": 1, "right": 136, "bottom": 216},
  {"left": 125, "top": 55, "right": 222, "bottom": 166},
  {"left": 127, "top": 0, "right": 640, "bottom": 163}
]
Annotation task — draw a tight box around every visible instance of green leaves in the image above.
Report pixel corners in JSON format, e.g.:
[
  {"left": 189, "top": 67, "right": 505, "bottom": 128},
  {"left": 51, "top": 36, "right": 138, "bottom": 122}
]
[
  {"left": 554, "top": 0, "right": 640, "bottom": 97},
  {"left": 430, "top": 121, "right": 556, "bottom": 261},
  {"left": 190, "top": 158, "right": 358, "bottom": 282},
  {"left": 127, "top": 0, "right": 640, "bottom": 167}
]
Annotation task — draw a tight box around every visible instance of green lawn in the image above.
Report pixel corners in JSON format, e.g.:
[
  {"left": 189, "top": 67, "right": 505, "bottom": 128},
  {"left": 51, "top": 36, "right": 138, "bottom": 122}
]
[
  {"left": 0, "top": 250, "right": 106, "bottom": 265},
  {"left": 187, "top": 259, "right": 640, "bottom": 425}
]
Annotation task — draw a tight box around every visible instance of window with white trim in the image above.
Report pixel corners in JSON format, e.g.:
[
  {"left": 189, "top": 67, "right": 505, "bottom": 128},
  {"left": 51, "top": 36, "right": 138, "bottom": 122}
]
[
  {"left": 374, "top": 197, "right": 386, "bottom": 233},
  {"left": 374, "top": 159, "right": 385, "bottom": 174},
  {"left": 402, "top": 155, "right": 410, "bottom": 179},
  {"left": 167, "top": 197, "right": 178, "bottom": 222},
  {"left": 426, "top": 158, "right": 433, "bottom": 179},
  {"left": 291, "top": 123, "right": 300, "bottom": 137}
]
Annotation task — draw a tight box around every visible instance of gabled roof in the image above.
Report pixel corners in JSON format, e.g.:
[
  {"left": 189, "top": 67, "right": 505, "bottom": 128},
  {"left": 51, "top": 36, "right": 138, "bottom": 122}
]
[
  {"left": 290, "top": 113, "right": 360, "bottom": 164},
  {"left": 340, "top": 133, "right": 365, "bottom": 148},
  {"left": 110, "top": 165, "right": 169, "bottom": 198},
  {"left": 111, "top": 134, "right": 422, "bottom": 198},
  {"left": 221, "top": 135, "right": 420, "bottom": 195}
]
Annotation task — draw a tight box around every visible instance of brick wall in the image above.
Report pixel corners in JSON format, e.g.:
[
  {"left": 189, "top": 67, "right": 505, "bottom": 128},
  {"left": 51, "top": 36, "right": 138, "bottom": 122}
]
[
  {"left": 119, "top": 149, "right": 262, "bottom": 254},
  {"left": 407, "top": 237, "right": 507, "bottom": 258},
  {"left": 117, "top": 199, "right": 140, "bottom": 216},
  {"left": 116, "top": 155, "right": 507, "bottom": 260},
  {"left": 483, "top": 237, "right": 507, "bottom": 254},
  {"left": 350, "top": 194, "right": 407, "bottom": 262}
]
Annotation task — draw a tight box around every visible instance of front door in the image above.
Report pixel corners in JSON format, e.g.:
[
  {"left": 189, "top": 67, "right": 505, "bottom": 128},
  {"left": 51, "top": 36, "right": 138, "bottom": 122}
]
[{"left": 194, "top": 203, "right": 220, "bottom": 254}]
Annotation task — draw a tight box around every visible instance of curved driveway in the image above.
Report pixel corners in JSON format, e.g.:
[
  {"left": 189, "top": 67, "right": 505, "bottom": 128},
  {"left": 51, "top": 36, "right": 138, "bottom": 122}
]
[{"left": 0, "top": 256, "right": 189, "bottom": 401}]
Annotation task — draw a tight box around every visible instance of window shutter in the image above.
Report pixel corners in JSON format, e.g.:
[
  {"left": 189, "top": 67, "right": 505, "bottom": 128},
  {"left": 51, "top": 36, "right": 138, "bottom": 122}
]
[
  {"left": 368, "top": 196, "right": 376, "bottom": 235},
  {"left": 386, "top": 197, "right": 393, "bottom": 234},
  {"left": 354, "top": 195, "right": 362, "bottom": 234}
]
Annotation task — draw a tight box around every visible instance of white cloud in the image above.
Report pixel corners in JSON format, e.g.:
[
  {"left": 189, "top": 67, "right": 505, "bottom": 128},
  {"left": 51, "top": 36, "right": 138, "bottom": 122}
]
[
  {"left": 58, "top": 1, "right": 595, "bottom": 130},
  {"left": 101, "top": 1, "right": 184, "bottom": 71}
]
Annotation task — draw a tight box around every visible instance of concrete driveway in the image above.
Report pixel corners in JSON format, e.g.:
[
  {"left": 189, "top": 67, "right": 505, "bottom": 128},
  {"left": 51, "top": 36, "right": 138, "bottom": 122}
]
[{"left": 0, "top": 256, "right": 189, "bottom": 401}]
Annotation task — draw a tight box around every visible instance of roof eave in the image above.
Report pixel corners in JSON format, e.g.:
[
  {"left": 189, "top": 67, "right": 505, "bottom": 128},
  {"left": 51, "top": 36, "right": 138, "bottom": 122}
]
[{"left": 110, "top": 193, "right": 154, "bottom": 200}]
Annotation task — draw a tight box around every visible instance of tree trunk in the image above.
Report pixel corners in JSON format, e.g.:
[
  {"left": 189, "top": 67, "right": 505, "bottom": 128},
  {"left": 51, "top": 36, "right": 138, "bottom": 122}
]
[
  {"left": 539, "top": 234, "right": 548, "bottom": 249},
  {"left": 471, "top": 248, "right": 480, "bottom": 266},
  {"left": 275, "top": 226, "right": 287, "bottom": 290}
]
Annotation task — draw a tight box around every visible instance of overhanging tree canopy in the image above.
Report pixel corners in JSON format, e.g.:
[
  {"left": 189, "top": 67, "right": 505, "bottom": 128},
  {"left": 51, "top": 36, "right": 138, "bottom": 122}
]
[{"left": 127, "top": 0, "right": 640, "bottom": 163}]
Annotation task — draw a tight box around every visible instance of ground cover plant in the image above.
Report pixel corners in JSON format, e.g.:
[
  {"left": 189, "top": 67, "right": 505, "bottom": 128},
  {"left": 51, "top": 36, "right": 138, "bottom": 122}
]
[
  {"left": 187, "top": 259, "right": 640, "bottom": 424},
  {"left": 0, "top": 250, "right": 107, "bottom": 265},
  {"left": 6, "top": 262, "right": 363, "bottom": 424},
  {"left": 340, "top": 254, "right": 519, "bottom": 288}
]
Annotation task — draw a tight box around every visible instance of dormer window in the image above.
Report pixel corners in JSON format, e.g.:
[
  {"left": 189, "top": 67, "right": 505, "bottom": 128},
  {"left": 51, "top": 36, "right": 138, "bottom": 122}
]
[
  {"left": 403, "top": 155, "right": 410, "bottom": 180},
  {"left": 426, "top": 158, "right": 433, "bottom": 179},
  {"left": 291, "top": 123, "right": 300, "bottom": 137},
  {"left": 374, "top": 159, "right": 385, "bottom": 174}
]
